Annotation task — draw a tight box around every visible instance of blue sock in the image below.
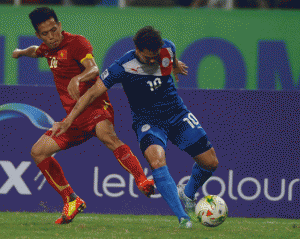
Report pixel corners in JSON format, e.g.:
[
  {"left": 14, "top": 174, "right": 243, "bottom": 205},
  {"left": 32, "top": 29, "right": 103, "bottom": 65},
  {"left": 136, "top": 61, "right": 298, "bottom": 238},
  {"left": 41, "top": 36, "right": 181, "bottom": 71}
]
[
  {"left": 184, "top": 163, "right": 215, "bottom": 200},
  {"left": 152, "top": 166, "right": 189, "bottom": 222}
]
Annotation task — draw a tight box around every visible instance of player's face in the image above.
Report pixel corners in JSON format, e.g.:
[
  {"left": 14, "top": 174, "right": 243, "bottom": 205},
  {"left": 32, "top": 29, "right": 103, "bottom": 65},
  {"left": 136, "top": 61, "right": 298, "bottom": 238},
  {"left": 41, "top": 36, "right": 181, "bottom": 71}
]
[
  {"left": 136, "top": 48, "right": 161, "bottom": 66},
  {"left": 36, "top": 18, "right": 63, "bottom": 49}
]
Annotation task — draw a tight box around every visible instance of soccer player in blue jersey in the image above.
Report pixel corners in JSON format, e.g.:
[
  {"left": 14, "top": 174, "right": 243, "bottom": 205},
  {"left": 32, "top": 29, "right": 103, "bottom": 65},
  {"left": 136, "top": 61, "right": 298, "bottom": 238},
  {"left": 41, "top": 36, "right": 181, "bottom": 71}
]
[{"left": 51, "top": 26, "right": 219, "bottom": 228}]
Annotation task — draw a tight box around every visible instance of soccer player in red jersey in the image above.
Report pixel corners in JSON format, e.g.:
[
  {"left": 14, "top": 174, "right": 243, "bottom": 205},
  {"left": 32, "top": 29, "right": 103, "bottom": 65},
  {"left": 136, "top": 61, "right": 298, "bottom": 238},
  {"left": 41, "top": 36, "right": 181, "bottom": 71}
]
[{"left": 12, "top": 7, "right": 154, "bottom": 224}]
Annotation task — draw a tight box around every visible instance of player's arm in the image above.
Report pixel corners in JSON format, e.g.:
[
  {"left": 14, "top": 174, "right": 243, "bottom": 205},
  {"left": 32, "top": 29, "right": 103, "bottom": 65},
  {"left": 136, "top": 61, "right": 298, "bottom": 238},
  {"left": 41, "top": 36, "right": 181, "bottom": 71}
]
[
  {"left": 67, "top": 78, "right": 107, "bottom": 122},
  {"left": 166, "top": 40, "right": 188, "bottom": 81},
  {"left": 51, "top": 78, "right": 107, "bottom": 137},
  {"left": 12, "top": 46, "right": 39, "bottom": 58},
  {"left": 77, "top": 57, "right": 99, "bottom": 83},
  {"left": 68, "top": 57, "right": 99, "bottom": 100},
  {"left": 51, "top": 64, "right": 122, "bottom": 137},
  {"left": 172, "top": 55, "right": 188, "bottom": 82}
]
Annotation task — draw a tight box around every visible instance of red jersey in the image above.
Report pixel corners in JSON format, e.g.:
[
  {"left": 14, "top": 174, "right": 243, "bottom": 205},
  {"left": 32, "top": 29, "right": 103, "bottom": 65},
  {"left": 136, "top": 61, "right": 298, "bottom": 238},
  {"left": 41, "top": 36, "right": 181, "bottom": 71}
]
[{"left": 35, "top": 31, "right": 110, "bottom": 122}]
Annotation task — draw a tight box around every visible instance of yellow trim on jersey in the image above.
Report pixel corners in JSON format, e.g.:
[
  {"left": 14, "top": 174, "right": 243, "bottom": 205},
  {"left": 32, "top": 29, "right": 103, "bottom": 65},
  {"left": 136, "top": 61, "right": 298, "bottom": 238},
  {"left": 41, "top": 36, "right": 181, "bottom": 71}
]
[
  {"left": 103, "top": 100, "right": 110, "bottom": 110},
  {"left": 45, "top": 170, "right": 70, "bottom": 191},
  {"left": 80, "top": 53, "right": 94, "bottom": 64}
]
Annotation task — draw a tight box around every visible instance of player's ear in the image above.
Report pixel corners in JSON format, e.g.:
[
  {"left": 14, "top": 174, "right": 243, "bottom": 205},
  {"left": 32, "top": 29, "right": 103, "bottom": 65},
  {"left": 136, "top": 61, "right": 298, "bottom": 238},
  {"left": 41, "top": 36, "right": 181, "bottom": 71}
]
[{"left": 58, "top": 21, "right": 62, "bottom": 31}]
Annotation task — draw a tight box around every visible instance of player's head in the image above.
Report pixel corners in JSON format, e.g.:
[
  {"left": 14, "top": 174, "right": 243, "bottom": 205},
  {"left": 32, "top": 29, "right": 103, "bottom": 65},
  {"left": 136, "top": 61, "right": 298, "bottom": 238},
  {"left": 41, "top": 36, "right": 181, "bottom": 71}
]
[
  {"left": 133, "top": 26, "right": 164, "bottom": 66},
  {"left": 29, "top": 7, "right": 63, "bottom": 49}
]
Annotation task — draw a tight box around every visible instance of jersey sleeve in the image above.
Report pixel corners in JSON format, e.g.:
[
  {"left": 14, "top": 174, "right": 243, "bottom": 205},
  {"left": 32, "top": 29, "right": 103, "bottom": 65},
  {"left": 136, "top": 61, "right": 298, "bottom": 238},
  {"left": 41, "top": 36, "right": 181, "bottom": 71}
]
[
  {"left": 100, "top": 62, "right": 125, "bottom": 89},
  {"left": 35, "top": 43, "right": 47, "bottom": 57},
  {"left": 165, "top": 39, "right": 176, "bottom": 56},
  {"left": 71, "top": 35, "right": 94, "bottom": 64}
]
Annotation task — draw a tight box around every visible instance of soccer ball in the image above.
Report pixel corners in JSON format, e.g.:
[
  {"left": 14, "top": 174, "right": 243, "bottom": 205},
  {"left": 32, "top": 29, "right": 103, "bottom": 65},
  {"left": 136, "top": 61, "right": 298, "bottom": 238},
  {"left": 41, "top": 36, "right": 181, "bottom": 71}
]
[{"left": 195, "top": 195, "right": 228, "bottom": 227}]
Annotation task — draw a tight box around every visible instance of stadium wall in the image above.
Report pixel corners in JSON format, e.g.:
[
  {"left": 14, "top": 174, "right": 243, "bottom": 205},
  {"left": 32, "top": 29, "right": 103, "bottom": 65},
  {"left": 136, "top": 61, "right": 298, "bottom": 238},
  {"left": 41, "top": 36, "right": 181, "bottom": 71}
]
[{"left": 0, "top": 6, "right": 300, "bottom": 89}]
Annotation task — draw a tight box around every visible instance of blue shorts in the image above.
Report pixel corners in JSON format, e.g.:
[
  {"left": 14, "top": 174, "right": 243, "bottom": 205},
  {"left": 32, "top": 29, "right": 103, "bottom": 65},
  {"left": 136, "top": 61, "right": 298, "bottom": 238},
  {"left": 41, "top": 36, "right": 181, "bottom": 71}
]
[{"left": 132, "top": 109, "right": 212, "bottom": 157}]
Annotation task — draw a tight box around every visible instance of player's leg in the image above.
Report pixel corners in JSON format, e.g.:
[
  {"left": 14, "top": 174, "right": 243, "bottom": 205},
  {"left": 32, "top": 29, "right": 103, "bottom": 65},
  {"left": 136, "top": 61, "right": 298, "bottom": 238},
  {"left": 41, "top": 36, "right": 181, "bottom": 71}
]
[
  {"left": 31, "top": 134, "right": 77, "bottom": 205},
  {"left": 178, "top": 145, "right": 218, "bottom": 222},
  {"left": 169, "top": 111, "right": 218, "bottom": 216},
  {"left": 32, "top": 130, "right": 87, "bottom": 224},
  {"left": 184, "top": 145, "right": 218, "bottom": 201},
  {"left": 94, "top": 119, "right": 154, "bottom": 197},
  {"left": 138, "top": 126, "right": 191, "bottom": 228}
]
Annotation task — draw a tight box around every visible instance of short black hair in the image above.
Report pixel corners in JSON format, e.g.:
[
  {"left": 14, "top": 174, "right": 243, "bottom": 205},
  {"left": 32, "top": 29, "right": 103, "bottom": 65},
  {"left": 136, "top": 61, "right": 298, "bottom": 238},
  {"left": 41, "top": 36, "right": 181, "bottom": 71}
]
[
  {"left": 133, "top": 26, "right": 164, "bottom": 52},
  {"left": 29, "top": 7, "right": 58, "bottom": 32}
]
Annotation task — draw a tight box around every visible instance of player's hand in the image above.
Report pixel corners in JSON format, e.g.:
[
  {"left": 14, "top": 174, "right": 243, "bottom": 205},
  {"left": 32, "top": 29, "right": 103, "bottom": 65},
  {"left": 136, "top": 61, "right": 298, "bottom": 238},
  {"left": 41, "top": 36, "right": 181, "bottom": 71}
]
[
  {"left": 173, "top": 60, "right": 188, "bottom": 82},
  {"left": 50, "top": 121, "right": 71, "bottom": 137},
  {"left": 68, "top": 76, "right": 81, "bottom": 101},
  {"left": 12, "top": 49, "right": 22, "bottom": 59}
]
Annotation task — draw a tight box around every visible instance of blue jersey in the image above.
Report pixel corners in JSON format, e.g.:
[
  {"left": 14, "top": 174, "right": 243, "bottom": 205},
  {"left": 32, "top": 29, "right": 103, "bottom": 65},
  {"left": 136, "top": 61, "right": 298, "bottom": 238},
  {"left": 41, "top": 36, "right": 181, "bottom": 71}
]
[
  {"left": 101, "top": 39, "right": 211, "bottom": 157},
  {"left": 101, "top": 39, "right": 186, "bottom": 121}
]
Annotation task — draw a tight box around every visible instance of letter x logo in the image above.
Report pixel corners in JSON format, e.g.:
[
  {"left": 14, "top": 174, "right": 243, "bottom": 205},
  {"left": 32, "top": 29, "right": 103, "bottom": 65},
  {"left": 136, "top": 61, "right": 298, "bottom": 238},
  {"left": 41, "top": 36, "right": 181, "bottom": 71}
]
[{"left": 0, "top": 161, "right": 32, "bottom": 195}]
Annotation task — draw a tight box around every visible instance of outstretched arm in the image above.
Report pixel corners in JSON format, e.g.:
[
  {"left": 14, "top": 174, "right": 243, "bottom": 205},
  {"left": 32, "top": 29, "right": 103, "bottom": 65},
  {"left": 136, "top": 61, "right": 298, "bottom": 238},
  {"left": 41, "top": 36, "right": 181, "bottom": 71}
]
[
  {"left": 12, "top": 46, "right": 39, "bottom": 58},
  {"left": 51, "top": 78, "right": 108, "bottom": 137}
]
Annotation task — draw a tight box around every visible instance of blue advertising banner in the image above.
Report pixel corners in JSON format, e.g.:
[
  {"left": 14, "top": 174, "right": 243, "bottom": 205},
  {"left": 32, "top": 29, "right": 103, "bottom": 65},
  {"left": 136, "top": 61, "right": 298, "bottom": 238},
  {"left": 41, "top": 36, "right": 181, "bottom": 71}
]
[
  {"left": 2, "top": 6, "right": 300, "bottom": 90},
  {"left": 0, "top": 86, "right": 299, "bottom": 218}
]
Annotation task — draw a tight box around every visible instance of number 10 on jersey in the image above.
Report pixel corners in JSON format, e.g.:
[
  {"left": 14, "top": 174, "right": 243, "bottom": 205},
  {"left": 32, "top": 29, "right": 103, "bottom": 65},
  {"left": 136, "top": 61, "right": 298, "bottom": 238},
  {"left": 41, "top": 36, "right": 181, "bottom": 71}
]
[
  {"left": 50, "top": 57, "right": 58, "bottom": 68},
  {"left": 147, "top": 78, "right": 162, "bottom": 91},
  {"left": 183, "top": 113, "right": 202, "bottom": 129}
]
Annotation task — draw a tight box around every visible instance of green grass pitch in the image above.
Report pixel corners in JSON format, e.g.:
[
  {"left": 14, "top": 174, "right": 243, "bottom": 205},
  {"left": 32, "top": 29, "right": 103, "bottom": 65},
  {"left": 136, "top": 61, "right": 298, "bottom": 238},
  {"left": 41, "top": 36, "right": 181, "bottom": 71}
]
[{"left": 0, "top": 212, "right": 299, "bottom": 239}]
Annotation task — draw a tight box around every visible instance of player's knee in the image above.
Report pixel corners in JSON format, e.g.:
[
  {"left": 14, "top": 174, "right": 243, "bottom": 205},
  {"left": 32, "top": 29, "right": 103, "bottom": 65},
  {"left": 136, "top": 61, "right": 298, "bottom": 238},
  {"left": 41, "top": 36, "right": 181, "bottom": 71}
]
[
  {"left": 144, "top": 145, "right": 166, "bottom": 170},
  {"left": 208, "top": 147, "right": 219, "bottom": 170},
  {"left": 31, "top": 143, "right": 39, "bottom": 159},
  {"left": 205, "top": 155, "right": 219, "bottom": 171},
  {"left": 140, "top": 135, "right": 167, "bottom": 169},
  {"left": 209, "top": 156, "right": 219, "bottom": 171},
  {"left": 194, "top": 147, "right": 219, "bottom": 171},
  {"left": 31, "top": 143, "right": 47, "bottom": 163}
]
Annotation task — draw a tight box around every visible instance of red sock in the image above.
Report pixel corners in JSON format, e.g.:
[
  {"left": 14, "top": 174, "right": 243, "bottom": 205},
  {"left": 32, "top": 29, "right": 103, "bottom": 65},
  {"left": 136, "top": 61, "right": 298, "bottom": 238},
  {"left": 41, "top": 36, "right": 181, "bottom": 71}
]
[
  {"left": 113, "top": 145, "right": 147, "bottom": 185},
  {"left": 37, "top": 157, "right": 74, "bottom": 204}
]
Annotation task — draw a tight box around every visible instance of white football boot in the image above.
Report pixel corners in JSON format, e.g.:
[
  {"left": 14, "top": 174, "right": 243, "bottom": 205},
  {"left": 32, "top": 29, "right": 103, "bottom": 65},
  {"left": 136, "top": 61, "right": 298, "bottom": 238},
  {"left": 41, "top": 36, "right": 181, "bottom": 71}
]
[
  {"left": 178, "top": 184, "right": 198, "bottom": 221},
  {"left": 179, "top": 217, "right": 192, "bottom": 229}
]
